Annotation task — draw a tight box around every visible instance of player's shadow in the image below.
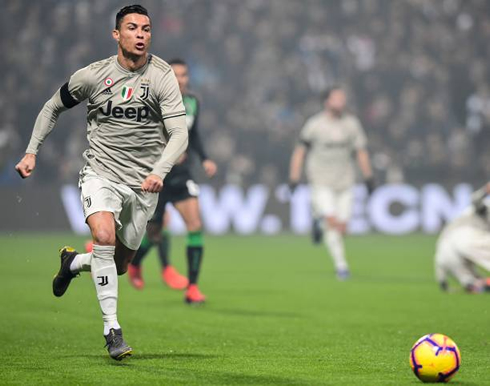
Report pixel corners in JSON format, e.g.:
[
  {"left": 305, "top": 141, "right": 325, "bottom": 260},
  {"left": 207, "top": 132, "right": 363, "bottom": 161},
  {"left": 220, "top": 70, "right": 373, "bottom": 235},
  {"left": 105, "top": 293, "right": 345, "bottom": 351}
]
[
  {"left": 62, "top": 352, "right": 218, "bottom": 365},
  {"left": 417, "top": 383, "right": 478, "bottom": 386},
  {"left": 206, "top": 307, "right": 302, "bottom": 319},
  {"left": 354, "top": 273, "right": 433, "bottom": 284},
  {"left": 176, "top": 370, "right": 310, "bottom": 386},
  {"left": 131, "top": 352, "right": 218, "bottom": 360}
]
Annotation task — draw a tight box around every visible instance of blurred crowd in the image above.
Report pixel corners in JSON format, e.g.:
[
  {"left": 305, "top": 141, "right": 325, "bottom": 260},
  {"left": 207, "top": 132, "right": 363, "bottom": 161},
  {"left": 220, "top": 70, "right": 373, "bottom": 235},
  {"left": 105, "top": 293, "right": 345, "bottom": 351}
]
[{"left": 2, "top": 0, "right": 490, "bottom": 188}]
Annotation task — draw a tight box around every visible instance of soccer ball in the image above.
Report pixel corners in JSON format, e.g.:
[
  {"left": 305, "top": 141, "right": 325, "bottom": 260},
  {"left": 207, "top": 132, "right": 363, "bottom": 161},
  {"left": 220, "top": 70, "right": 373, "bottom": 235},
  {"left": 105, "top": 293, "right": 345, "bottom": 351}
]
[{"left": 410, "top": 333, "right": 461, "bottom": 383}]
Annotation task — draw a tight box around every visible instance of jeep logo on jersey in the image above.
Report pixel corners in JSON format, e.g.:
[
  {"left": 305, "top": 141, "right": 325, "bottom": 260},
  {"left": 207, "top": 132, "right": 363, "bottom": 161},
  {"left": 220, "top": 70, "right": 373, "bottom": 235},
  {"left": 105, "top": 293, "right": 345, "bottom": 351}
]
[
  {"left": 121, "top": 85, "right": 133, "bottom": 101},
  {"left": 99, "top": 100, "right": 149, "bottom": 122}
]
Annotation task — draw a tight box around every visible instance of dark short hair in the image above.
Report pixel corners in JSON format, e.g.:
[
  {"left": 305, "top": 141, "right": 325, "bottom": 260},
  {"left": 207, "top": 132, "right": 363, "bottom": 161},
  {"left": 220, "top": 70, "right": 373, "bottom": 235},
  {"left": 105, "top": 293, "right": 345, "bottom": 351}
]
[
  {"left": 322, "top": 85, "right": 343, "bottom": 102},
  {"left": 115, "top": 4, "right": 150, "bottom": 30},
  {"left": 168, "top": 58, "right": 188, "bottom": 66}
]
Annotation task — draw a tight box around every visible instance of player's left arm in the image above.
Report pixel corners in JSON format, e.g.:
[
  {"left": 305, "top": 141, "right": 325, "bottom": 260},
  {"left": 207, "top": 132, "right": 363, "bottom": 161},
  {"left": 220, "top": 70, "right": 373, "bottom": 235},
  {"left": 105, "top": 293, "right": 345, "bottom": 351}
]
[
  {"left": 143, "top": 114, "right": 188, "bottom": 192},
  {"left": 143, "top": 70, "right": 189, "bottom": 193},
  {"left": 188, "top": 99, "right": 217, "bottom": 178},
  {"left": 357, "top": 149, "right": 373, "bottom": 181},
  {"left": 353, "top": 117, "right": 375, "bottom": 194},
  {"left": 16, "top": 66, "right": 92, "bottom": 178}
]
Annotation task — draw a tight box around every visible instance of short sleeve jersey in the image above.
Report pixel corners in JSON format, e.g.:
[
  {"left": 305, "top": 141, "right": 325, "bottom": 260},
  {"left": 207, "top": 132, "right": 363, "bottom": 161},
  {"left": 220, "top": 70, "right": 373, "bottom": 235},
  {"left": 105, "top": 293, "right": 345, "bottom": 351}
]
[
  {"left": 66, "top": 54, "right": 185, "bottom": 189},
  {"left": 299, "top": 111, "right": 367, "bottom": 190}
]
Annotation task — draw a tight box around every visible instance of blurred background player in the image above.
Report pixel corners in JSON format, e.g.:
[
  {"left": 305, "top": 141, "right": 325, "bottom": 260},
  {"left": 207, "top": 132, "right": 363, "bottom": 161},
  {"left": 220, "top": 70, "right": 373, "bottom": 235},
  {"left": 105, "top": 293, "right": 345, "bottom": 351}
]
[
  {"left": 289, "top": 86, "right": 374, "bottom": 280},
  {"left": 435, "top": 183, "right": 490, "bottom": 293},
  {"left": 128, "top": 58, "right": 217, "bottom": 304}
]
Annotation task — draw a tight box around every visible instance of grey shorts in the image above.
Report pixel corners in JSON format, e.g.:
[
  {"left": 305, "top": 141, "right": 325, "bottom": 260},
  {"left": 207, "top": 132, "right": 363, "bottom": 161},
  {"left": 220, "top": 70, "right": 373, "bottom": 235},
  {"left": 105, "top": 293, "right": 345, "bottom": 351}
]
[
  {"left": 79, "top": 165, "right": 158, "bottom": 250},
  {"left": 310, "top": 185, "right": 353, "bottom": 222}
]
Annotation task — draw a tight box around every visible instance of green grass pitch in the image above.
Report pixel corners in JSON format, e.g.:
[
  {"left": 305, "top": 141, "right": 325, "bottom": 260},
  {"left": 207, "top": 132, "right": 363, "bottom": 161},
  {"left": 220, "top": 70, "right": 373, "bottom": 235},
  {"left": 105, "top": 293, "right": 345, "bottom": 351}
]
[{"left": 0, "top": 233, "right": 489, "bottom": 385}]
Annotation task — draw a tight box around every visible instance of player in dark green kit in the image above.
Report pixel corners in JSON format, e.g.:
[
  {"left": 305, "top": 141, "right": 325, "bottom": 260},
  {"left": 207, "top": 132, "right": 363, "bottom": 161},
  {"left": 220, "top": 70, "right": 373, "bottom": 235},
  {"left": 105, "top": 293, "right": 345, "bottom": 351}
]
[{"left": 128, "top": 58, "right": 217, "bottom": 304}]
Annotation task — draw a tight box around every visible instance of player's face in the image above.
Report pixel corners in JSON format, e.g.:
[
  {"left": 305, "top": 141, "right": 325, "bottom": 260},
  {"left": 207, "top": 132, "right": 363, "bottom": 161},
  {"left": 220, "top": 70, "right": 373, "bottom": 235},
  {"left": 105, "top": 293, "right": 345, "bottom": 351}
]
[
  {"left": 325, "top": 89, "right": 347, "bottom": 115},
  {"left": 171, "top": 64, "right": 189, "bottom": 93},
  {"left": 113, "top": 14, "right": 151, "bottom": 57}
]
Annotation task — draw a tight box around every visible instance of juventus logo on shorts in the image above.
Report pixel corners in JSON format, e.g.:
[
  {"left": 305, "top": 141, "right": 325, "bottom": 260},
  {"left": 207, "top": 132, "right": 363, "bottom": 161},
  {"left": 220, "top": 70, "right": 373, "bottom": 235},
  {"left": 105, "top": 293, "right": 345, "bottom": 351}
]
[
  {"left": 84, "top": 196, "right": 92, "bottom": 208},
  {"left": 97, "top": 276, "right": 109, "bottom": 286}
]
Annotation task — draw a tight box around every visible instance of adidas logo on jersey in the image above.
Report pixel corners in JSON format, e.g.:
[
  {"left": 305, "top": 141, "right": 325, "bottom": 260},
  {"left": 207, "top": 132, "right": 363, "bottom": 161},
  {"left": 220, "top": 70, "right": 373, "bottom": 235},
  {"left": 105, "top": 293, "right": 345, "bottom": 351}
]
[
  {"left": 99, "top": 100, "right": 149, "bottom": 122},
  {"left": 102, "top": 88, "right": 112, "bottom": 95}
]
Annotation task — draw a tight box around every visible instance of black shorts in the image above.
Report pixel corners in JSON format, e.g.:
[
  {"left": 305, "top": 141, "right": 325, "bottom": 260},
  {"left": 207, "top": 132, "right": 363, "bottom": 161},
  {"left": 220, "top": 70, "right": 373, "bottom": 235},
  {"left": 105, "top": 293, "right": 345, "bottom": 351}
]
[{"left": 150, "top": 169, "right": 200, "bottom": 225}]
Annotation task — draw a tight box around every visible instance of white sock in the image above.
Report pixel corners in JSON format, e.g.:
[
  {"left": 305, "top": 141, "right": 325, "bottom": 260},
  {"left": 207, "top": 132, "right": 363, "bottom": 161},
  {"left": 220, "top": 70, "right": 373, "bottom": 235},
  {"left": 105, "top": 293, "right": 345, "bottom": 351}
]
[
  {"left": 324, "top": 229, "right": 349, "bottom": 271},
  {"left": 70, "top": 252, "right": 92, "bottom": 273},
  {"left": 91, "top": 244, "right": 121, "bottom": 335}
]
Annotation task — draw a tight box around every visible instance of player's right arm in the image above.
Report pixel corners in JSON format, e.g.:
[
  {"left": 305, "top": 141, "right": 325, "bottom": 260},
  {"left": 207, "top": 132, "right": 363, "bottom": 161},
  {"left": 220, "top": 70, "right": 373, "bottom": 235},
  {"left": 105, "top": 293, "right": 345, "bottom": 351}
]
[
  {"left": 15, "top": 67, "right": 92, "bottom": 179},
  {"left": 289, "top": 144, "right": 307, "bottom": 190},
  {"left": 142, "top": 68, "right": 188, "bottom": 192},
  {"left": 289, "top": 119, "right": 312, "bottom": 190},
  {"left": 188, "top": 99, "right": 217, "bottom": 178},
  {"left": 352, "top": 117, "right": 375, "bottom": 194}
]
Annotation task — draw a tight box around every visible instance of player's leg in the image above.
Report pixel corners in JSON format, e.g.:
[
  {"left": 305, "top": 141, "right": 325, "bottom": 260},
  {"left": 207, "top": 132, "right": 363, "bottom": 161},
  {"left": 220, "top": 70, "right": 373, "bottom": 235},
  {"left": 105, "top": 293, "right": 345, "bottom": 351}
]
[
  {"left": 174, "top": 196, "right": 206, "bottom": 304},
  {"left": 114, "top": 237, "right": 137, "bottom": 275},
  {"left": 324, "top": 215, "right": 349, "bottom": 280},
  {"left": 86, "top": 212, "right": 120, "bottom": 330},
  {"left": 54, "top": 167, "right": 133, "bottom": 360},
  {"left": 463, "top": 229, "right": 490, "bottom": 272},
  {"left": 434, "top": 237, "right": 452, "bottom": 291},
  {"left": 52, "top": 245, "right": 92, "bottom": 297},
  {"left": 128, "top": 220, "right": 162, "bottom": 289},
  {"left": 101, "top": 184, "right": 158, "bottom": 360},
  {"left": 449, "top": 258, "right": 480, "bottom": 293},
  {"left": 127, "top": 195, "right": 167, "bottom": 289},
  {"left": 455, "top": 228, "right": 490, "bottom": 292},
  {"left": 158, "top": 211, "right": 172, "bottom": 268},
  {"left": 437, "top": 229, "right": 481, "bottom": 292},
  {"left": 85, "top": 211, "right": 132, "bottom": 360},
  {"left": 312, "top": 186, "right": 349, "bottom": 279},
  {"left": 330, "top": 188, "right": 352, "bottom": 280},
  {"left": 154, "top": 207, "right": 187, "bottom": 289},
  {"left": 311, "top": 206, "right": 323, "bottom": 245},
  {"left": 53, "top": 171, "right": 114, "bottom": 297}
]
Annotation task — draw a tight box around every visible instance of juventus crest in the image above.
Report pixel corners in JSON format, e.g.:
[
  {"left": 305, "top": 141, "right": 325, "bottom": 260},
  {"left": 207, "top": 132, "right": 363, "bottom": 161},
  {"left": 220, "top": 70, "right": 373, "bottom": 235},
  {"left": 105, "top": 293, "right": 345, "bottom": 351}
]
[{"left": 139, "top": 81, "right": 150, "bottom": 100}]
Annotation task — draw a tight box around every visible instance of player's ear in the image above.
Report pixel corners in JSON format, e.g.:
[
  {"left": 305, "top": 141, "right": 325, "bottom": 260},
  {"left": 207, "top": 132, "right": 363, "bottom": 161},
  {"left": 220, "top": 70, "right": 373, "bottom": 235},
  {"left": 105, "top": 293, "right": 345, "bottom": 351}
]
[{"left": 112, "top": 29, "right": 120, "bottom": 42}]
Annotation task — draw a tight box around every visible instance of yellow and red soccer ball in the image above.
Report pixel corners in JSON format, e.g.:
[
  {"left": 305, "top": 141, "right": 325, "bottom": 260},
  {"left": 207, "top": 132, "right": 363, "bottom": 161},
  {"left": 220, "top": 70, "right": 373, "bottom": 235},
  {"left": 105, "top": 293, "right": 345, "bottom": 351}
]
[{"left": 410, "top": 334, "right": 461, "bottom": 383}]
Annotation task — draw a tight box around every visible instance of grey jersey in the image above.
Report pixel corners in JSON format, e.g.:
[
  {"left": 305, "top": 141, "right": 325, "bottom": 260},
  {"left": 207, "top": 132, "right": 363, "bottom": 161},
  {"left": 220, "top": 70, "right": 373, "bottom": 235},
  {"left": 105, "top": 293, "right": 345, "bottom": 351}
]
[
  {"left": 299, "top": 111, "right": 367, "bottom": 190},
  {"left": 26, "top": 54, "right": 188, "bottom": 189}
]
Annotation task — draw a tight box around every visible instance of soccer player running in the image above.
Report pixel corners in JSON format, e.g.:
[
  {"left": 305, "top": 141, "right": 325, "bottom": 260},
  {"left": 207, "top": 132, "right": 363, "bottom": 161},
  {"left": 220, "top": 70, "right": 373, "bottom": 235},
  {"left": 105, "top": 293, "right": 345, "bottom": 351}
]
[
  {"left": 14, "top": 5, "right": 188, "bottom": 360},
  {"left": 128, "top": 58, "right": 217, "bottom": 304},
  {"left": 435, "top": 183, "right": 490, "bottom": 293},
  {"left": 289, "top": 86, "right": 374, "bottom": 280}
]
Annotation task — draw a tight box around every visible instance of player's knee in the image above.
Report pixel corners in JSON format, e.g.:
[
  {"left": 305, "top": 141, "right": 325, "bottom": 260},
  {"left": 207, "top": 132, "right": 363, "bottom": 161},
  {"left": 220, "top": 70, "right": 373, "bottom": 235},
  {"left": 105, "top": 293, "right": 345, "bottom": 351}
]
[
  {"left": 325, "top": 216, "right": 337, "bottom": 229},
  {"left": 337, "top": 223, "right": 347, "bottom": 234},
  {"left": 186, "top": 218, "right": 202, "bottom": 232},
  {"left": 92, "top": 228, "right": 116, "bottom": 246}
]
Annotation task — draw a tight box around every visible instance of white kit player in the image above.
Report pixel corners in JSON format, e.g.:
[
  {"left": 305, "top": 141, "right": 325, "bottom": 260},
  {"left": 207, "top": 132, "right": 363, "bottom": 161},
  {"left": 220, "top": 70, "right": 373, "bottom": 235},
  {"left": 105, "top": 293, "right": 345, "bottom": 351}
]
[
  {"left": 289, "top": 86, "right": 374, "bottom": 280},
  {"left": 435, "top": 183, "right": 490, "bottom": 293},
  {"left": 14, "top": 5, "right": 188, "bottom": 360}
]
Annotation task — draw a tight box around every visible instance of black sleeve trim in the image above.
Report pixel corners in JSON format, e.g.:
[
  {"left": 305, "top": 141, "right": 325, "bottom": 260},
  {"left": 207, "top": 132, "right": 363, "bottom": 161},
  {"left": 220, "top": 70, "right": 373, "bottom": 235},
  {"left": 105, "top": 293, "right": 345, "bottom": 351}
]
[
  {"left": 162, "top": 112, "right": 186, "bottom": 120},
  {"left": 299, "top": 139, "right": 311, "bottom": 149},
  {"left": 60, "top": 82, "right": 80, "bottom": 109}
]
